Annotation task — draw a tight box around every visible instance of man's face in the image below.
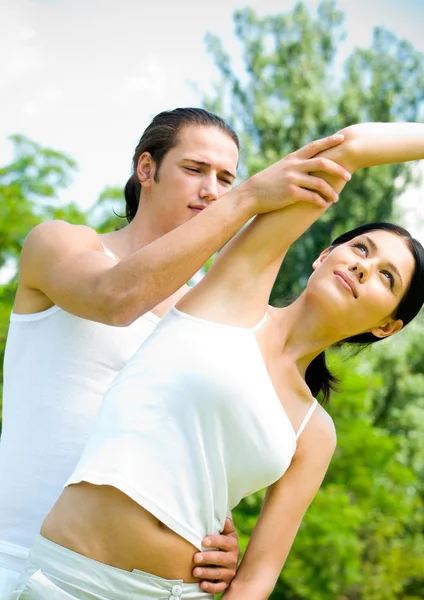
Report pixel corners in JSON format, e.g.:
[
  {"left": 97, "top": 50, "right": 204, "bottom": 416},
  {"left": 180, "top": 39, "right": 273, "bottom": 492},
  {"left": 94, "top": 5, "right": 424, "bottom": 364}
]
[{"left": 141, "top": 124, "right": 239, "bottom": 235}]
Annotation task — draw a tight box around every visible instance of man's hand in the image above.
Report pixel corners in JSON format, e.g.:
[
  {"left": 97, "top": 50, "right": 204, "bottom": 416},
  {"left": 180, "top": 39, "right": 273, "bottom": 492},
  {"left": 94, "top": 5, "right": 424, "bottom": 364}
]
[
  {"left": 246, "top": 133, "right": 351, "bottom": 215},
  {"left": 192, "top": 518, "right": 240, "bottom": 594}
]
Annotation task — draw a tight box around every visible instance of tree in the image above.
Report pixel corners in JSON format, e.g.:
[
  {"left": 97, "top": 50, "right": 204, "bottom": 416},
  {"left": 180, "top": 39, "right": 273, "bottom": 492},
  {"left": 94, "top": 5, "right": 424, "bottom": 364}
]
[{"left": 205, "top": 1, "right": 424, "bottom": 597}]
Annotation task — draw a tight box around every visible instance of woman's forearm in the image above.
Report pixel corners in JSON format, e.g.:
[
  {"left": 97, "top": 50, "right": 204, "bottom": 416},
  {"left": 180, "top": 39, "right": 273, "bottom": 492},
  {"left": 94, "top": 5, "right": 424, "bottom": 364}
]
[
  {"left": 320, "top": 122, "right": 424, "bottom": 174},
  {"left": 309, "top": 122, "right": 424, "bottom": 199},
  {"left": 223, "top": 578, "right": 275, "bottom": 600}
]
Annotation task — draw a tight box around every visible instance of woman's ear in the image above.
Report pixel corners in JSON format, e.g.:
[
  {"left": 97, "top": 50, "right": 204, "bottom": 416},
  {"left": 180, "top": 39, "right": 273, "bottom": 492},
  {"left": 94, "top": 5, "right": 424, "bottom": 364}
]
[
  {"left": 312, "top": 247, "right": 332, "bottom": 270},
  {"left": 136, "top": 152, "right": 156, "bottom": 188},
  {"left": 371, "top": 318, "right": 403, "bottom": 339}
]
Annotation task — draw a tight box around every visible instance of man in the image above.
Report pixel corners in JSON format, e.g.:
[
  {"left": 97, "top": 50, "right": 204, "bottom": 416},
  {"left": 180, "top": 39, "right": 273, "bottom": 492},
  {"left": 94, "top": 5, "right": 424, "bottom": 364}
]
[{"left": 0, "top": 107, "right": 346, "bottom": 598}]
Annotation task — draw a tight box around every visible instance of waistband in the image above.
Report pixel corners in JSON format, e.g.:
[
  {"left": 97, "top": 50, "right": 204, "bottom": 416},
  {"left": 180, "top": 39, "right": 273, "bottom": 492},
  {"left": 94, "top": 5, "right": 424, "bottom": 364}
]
[{"left": 26, "top": 536, "right": 209, "bottom": 600}]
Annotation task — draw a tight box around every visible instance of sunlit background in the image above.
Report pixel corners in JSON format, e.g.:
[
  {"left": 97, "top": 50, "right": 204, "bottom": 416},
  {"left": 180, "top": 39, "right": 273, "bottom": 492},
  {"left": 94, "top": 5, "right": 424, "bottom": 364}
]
[{"left": 2, "top": 0, "right": 424, "bottom": 209}]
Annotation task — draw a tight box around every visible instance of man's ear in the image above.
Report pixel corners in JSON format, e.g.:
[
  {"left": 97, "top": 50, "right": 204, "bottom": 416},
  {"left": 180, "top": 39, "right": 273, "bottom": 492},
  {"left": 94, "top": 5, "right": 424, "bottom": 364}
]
[
  {"left": 371, "top": 318, "right": 403, "bottom": 339},
  {"left": 136, "top": 152, "right": 156, "bottom": 188},
  {"left": 312, "top": 247, "right": 332, "bottom": 270}
]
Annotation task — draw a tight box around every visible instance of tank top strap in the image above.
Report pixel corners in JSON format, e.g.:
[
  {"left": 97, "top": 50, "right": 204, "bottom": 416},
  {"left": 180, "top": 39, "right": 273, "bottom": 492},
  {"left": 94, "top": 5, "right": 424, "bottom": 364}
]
[
  {"left": 101, "top": 243, "right": 116, "bottom": 260},
  {"left": 295, "top": 398, "right": 318, "bottom": 440},
  {"left": 250, "top": 312, "right": 268, "bottom": 333}
]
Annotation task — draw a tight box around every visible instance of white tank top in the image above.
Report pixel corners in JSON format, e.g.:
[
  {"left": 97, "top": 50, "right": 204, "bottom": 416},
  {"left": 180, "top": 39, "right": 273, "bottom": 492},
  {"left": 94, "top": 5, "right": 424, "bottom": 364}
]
[
  {"left": 0, "top": 246, "right": 160, "bottom": 571},
  {"left": 67, "top": 306, "right": 318, "bottom": 550}
]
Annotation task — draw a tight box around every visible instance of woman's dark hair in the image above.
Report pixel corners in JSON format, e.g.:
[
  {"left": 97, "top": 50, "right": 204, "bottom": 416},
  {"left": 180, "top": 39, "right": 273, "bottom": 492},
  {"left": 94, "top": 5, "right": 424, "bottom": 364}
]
[
  {"left": 305, "top": 222, "right": 424, "bottom": 405},
  {"left": 123, "top": 107, "right": 240, "bottom": 222}
]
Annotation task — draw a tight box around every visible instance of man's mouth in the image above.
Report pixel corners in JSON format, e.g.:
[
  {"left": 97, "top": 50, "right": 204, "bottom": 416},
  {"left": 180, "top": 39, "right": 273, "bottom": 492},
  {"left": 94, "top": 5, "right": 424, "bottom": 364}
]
[{"left": 189, "top": 205, "right": 207, "bottom": 214}]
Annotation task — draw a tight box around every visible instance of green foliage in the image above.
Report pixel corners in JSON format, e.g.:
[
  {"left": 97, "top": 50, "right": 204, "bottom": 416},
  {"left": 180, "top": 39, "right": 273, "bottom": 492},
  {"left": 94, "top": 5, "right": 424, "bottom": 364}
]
[
  {"left": 0, "top": 135, "right": 76, "bottom": 267},
  {"left": 206, "top": 1, "right": 424, "bottom": 598},
  {"left": 89, "top": 185, "right": 126, "bottom": 233}
]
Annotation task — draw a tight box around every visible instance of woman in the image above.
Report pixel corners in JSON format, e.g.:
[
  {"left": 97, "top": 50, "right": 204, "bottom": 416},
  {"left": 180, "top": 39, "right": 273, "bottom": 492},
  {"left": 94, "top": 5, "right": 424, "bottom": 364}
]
[{"left": 12, "top": 122, "right": 424, "bottom": 600}]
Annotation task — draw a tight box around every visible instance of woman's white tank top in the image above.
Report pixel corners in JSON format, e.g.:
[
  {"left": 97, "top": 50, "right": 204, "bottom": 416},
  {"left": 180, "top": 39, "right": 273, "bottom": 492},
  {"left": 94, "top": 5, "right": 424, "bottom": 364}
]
[
  {"left": 0, "top": 246, "right": 160, "bottom": 571},
  {"left": 67, "top": 306, "right": 318, "bottom": 550}
]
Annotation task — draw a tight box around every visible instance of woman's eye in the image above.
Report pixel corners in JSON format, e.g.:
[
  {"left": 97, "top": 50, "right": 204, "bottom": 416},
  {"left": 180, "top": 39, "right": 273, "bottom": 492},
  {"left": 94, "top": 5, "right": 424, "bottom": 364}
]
[
  {"left": 352, "top": 242, "right": 368, "bottom": 255},
  {"left": 382, "top": 270, "right": 395, "bottom": 288}
]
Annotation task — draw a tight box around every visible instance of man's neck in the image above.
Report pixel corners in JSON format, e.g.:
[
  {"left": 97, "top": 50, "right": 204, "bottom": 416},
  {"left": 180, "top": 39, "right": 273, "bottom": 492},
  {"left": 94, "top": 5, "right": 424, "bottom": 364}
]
[{"left": 100, "top": 207, "right": 166, "bottom": 259}]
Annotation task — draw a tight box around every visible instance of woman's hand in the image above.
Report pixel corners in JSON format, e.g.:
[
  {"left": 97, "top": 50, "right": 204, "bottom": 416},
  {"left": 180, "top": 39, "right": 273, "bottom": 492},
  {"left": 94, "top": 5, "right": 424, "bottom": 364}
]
[{"left": 192, "top": 518, "right": 240, "bottom": 594}]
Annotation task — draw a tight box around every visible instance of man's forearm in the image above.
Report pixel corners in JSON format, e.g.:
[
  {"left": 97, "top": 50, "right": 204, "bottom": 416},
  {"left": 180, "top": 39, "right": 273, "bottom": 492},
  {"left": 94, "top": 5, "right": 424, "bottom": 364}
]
[{"left": 102, "top": 182, "right": 255, "bottom": 325}]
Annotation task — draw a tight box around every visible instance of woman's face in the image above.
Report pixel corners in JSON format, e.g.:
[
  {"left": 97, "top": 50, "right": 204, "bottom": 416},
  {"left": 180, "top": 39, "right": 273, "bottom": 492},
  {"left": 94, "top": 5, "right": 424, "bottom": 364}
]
[{"left": 308, "top": 229, "right": 415, "bottom": 339}]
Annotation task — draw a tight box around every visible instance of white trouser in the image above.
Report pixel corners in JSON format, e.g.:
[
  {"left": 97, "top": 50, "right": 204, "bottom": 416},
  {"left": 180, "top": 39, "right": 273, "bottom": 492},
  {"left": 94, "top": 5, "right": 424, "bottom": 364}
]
[
  {"left": 0, "top": 566, "right": 21, "bottom": 600},
  {"left": 12, "top": 536, "right": 212, "bottom": 600}
]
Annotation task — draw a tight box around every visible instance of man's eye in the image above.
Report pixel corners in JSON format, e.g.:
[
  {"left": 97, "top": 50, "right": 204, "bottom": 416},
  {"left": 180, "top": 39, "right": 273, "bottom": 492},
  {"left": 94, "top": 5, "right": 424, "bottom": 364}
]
[
  {"left": 185, "top": 167, "right": 200, "bottom": 173},
  {"left": 219, "top": 178, "right": 232, "bottom": 185}
]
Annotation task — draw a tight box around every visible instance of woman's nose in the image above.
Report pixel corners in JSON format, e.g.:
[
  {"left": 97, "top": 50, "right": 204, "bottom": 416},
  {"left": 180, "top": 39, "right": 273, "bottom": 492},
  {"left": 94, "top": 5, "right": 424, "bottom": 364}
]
[{"left": 351, "top": 262, "right": 369, "bottom": 282}]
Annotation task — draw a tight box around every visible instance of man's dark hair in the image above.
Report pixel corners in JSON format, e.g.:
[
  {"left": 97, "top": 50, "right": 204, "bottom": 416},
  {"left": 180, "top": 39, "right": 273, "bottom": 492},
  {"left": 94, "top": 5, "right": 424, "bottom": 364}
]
[{"left": 124, "top": 108, "right": 239, "bottom": 222}]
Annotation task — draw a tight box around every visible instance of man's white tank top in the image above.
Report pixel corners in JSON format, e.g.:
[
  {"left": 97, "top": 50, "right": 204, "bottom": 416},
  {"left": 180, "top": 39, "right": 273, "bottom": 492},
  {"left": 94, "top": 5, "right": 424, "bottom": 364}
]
[
  {"left": 0, "top": 246, "right": 160, "bottom": 571},
  {"left": 67, "top": 306, "right": 318, "bottom": 550}
]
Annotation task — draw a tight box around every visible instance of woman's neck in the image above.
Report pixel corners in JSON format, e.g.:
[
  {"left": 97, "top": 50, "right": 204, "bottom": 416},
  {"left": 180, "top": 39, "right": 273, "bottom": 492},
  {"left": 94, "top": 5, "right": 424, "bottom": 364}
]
[{"left": 274, "top": 295, "right": 345, "bottom": 378}]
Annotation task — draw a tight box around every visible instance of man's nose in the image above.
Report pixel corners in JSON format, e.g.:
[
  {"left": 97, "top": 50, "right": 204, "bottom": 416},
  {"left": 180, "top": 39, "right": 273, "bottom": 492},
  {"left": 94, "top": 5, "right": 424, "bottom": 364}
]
[{"left": 199, "top": 176, "right": 219, "bottom": 202}]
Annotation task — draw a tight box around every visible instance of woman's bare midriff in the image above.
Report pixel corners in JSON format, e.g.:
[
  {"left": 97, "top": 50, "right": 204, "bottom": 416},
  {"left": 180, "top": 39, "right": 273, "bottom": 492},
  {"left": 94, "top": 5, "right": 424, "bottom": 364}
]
[{"left": 41, "top": 482, "right": 201, "bottom": 582}]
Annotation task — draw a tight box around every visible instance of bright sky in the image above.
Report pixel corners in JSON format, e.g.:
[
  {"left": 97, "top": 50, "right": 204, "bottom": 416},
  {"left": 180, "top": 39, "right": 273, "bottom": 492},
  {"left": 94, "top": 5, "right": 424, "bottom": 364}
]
[{"left": 1, "top": 0, "right": 424, "bottom": 231}]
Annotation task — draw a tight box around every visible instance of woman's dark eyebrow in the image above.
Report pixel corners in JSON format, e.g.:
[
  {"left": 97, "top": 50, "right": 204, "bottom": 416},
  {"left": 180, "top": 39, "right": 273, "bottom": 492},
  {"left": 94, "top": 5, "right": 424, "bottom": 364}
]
[
  {"left": 182, "top": 159, "right": 236, "bottom": 180},
  {"left": 362, "top": 235, "right": 404, "bottom": 288}
]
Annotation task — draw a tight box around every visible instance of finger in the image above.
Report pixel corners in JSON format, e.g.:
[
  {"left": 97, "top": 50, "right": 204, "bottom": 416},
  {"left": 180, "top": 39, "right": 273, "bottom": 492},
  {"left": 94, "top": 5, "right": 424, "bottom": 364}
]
[
  {"left": 222, "top": 517, "right": 236, "bottom": 535},
  {"left": 295, "top": 174, "right": 339, "bottom": 204},
  {"left": 294, "top": 133, "right": 344, "bottom": 160},
  {"left": 194, "top": 550, "right": 233, "bottom": 567},
  {"left": 294, "top": 186, "right": 336, "bottom": 209},
  {"left": 194, "top": 566, "right": 232, "bottom": 583},
  {"left": 201, "top": 532, "right": 238, "bottom": 553},
  {"left": 300, "top": 156, "right": 351, "bottom": 181},
  {"left": 200, "top": 580, "right": 229, "bottom": 594},
  {"left": 283, "top": 173, "right": 338, "bottom": 205}
]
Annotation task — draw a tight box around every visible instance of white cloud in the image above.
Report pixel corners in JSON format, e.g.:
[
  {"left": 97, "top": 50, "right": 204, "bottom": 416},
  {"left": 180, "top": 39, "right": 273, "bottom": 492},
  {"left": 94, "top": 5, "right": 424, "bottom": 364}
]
[
  {"left": 22, "top": 103, "right": 40, "bottom": 118},
  {"left": 124, "top": 74, "right": 163, "bottom": 94}
]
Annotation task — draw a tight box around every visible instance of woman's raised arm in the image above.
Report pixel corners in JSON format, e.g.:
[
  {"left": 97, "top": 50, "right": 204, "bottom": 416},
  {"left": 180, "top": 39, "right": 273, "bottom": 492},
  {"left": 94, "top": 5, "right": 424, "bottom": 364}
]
[
  {"left": 336, "top": 122, "right": 424, "bottom": 171},
  {"left": 179, "top": 122, "right": 424, "bottom": 326}
]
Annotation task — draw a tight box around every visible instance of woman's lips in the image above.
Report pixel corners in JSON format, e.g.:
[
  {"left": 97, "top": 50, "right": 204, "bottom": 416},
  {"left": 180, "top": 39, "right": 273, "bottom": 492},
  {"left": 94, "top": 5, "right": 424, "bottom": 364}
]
[{"left": 334, "top": 271, "right": 357, "bottom": 298}]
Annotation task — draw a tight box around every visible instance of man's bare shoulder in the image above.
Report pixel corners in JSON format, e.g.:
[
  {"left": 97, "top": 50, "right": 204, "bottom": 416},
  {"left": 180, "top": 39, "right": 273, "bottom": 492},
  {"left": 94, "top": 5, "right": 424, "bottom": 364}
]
[
  {"left": 19, "top": 221, "right": 103, "bottom": 294},
  {"left": 23, "top": 220, "right": 102, "bottom": 256}
]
